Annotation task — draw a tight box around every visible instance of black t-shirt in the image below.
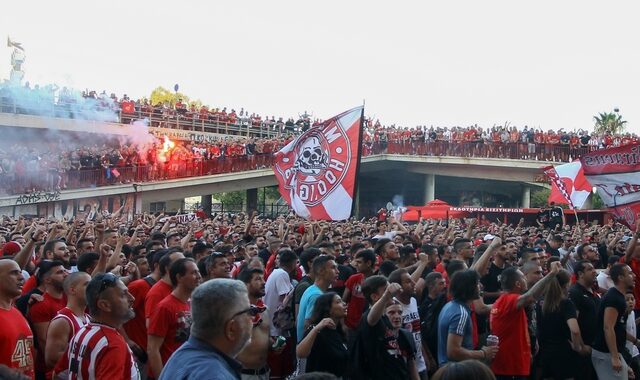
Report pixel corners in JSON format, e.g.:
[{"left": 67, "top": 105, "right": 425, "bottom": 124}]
[
  {"left": 536, "top": 298, "right": 577, "bottom": 349},
  {"left": 593, "top": 287, "right": 627, "bottom": 353},
  {"left": 356, "top": 310, "right": 414, "bottom": 380},
  {"left": 481, "top": 262, "right": 507, "bottom": 304},
  {"left": 568, "top": 283, "right": 600, "bottom": 345},
  {"left": 305, "top": 326, "right": 349, "bottom": 377},
  {"left": 549, "top": 207, "right": 563, "bottom": 226}
]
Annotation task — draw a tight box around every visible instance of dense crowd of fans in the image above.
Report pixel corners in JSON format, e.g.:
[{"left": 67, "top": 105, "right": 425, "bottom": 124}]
[{"left": 1, "top": 208, "right": 640, "bottom": 379}]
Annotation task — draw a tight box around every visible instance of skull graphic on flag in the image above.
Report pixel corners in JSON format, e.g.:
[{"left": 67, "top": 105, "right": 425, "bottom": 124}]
[{"left": 273, "top": 106, "right": 363, "bottom": 220}]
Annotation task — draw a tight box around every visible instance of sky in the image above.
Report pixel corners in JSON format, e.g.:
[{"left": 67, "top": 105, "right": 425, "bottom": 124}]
[{"left": 2, "top": 0, "right": 639, "bottom": 133}]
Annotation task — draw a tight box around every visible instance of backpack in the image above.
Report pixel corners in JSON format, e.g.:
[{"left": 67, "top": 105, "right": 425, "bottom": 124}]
[{"left": 272, "top": 289, "right": 296, "bottom": 331}]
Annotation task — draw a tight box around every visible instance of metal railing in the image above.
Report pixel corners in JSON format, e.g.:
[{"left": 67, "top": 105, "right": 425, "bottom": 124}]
[
  {"left": 0, "top": 142, "right": 601, "bottom": 196},
  {"left": 0, "top": 98, "right": 291, "bottom": 138}
]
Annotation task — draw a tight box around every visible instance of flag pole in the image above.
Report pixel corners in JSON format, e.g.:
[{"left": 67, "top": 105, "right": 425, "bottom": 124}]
[{"left": 350, "top": 104, "right": 365, "bottom": 220}]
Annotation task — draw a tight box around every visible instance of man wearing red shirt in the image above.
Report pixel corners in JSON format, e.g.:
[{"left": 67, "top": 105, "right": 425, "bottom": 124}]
[
  {"left": 68, "top": 273, "right": 139, "bottom": 379},
  {"left": 144, "top": 250, "right": 184, "bottom": 326},
  {"left": 0, "top": 259, "right": 35, "bottom": 379},
  {"left": 343, "top": 250, "right": 376, "bottom": 334},
  {"left": 45, "top": 272, "right": 90, "bottom": 380},
  {"left": 147, "top": 258, "right": 201, "bottom": 378},
  {"left": 28, "top": 260, "right": 68, "bottom": 379},
  {"left": 490, "top": 262, "right": 561, "bottom": 378},
  {"left": 124, "top": 250, "right": 162, "bottom": 373}
]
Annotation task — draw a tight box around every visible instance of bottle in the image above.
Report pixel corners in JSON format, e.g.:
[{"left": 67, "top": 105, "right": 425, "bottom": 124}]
[
  {"left": 486, "top": 334, "right": 499, "bottom": 347},
  {"left": 272, "top": 335, "right": 286, "bottom": 350}
]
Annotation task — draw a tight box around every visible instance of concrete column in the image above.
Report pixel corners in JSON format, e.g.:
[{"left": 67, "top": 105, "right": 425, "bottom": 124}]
[
  {"left": 201, "top": 194, "right": 212, "bottom": 217},
  {"left": 424, "top": 174, "right": 435, "bottom": 203},
  {"left": 521, "top": 186, "right": 531, "bottom": 208},
  {"left": 134, "top": 193, "right": 142, "bottom": 214},
  {"left": 354, "top": 187, "right": 361, "bottom": 218},
  {"left": 246, "top": 188, "right": 258, "bottom": 214}
]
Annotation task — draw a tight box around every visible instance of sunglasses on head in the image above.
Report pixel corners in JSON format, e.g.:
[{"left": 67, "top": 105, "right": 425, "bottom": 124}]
[{"left": 98, "top": 273, "right": 118, "bottom": 294}]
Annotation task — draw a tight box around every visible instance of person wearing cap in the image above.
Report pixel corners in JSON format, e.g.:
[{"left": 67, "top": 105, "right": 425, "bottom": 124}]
[
  {"left": 237, "top": 268, "right": 271, "bottom": 380},
  {"left": 27, "top": 260, "right": 68, "bottom": 379},
  {"left": 148, "top": 258, "right": 201, "bottom": 378},
  {"left": 67, "top": 273, "right": 139, "bottom": 379},
  {"left": 0, "top": 258, "right": 35, "bottom": 378}
]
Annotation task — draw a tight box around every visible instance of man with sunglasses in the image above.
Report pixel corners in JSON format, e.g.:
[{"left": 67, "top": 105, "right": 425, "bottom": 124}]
[
  {"left": 160, "top": 279, "right": 254, "bottom": 380},
  {"left": 67, "top": 273, "right": 139, "bottom": 379}
]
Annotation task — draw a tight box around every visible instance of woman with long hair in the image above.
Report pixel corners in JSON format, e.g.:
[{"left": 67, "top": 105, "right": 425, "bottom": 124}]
[
  {"left": 296, "top": 292, "right": 348, "bottom": 378},
  {"left": 536, "top": 269, "right": 589, "bottom": 379}
]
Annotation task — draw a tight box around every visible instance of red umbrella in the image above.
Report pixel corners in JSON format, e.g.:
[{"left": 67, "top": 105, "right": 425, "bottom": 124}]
[{"left": 402, "top": 199, "right": 468, "bottom": 221}]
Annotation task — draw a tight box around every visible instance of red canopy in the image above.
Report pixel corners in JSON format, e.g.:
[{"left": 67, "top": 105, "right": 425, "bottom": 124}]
[{"left": 402, "top": 199, "right": 469, "bottom": 221}]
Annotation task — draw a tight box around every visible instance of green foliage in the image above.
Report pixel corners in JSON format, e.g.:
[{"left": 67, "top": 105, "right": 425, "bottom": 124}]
[
  {"left": 531, "top": 188, "right": 551, "bottom": 208},
  {"left": 215, "top": 191, "right": 246, "bottom": 206},
  {"left": 593, "top": 111, "right": 627, "bottom": 135},
  {"left": 149, "top": 86, "right": 202, "bottom": 108},
  {"left": 591, "top": 192, "right": 605, "bottom": 209},
  {"left": 259, "top": 186, "right": 281, "bottom": 204}
]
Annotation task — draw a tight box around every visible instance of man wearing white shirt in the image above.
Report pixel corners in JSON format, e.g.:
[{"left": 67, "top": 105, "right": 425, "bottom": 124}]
[{"left": 264, "top": 249, "right": 298, "bottom": 379}]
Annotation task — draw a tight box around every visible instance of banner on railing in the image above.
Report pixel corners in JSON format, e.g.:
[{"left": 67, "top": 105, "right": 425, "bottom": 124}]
[
  {"left": 148, "top": 126, "right": 228, "bottom": 144},
  {"left": 581, "top": 144, "right": 640, "bottom": 228},
  {"left": 159, "top": 213, "right": 198, "bottom": 224}
]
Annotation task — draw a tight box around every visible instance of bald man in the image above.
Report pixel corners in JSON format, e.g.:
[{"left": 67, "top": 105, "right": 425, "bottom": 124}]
[
  {"left": 0, "top": 259, "right": 35, "bottom": 378},
  {"left": 45, "top": 272, "right": 91, "bottom": 379}
]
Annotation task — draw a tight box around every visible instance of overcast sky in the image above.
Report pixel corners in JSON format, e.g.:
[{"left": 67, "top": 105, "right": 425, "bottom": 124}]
[{"left": 2, "top": 1, "right": 639, "bottom": 133}]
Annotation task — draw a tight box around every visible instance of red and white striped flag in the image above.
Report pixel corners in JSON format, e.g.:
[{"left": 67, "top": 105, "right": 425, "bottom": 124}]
[
  {"left": 273, "top": 106, "right": 364, "bottom": 220},
  {"left": 543, "top": 161, "right": 592, "bottom": 209},
  {"left": 581, "top": 144, "right": 640, "bottom": 228}
]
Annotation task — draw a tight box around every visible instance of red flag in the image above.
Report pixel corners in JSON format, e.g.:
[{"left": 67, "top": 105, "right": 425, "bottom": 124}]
[
  {"left": 122, "top": 101, "right": 135, "bottom": 114},
  {"left": 581, "top": 144, "right": 640, "bottom": 227},
  {"left": 273, "top": 106, "right": 363, "bottom": 220},
  {"left": 543, "top": 161, "right": 592, "bottom": 209}
]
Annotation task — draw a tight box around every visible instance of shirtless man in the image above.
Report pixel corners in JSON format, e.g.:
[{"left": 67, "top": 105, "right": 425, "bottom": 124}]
[{"left": 237, "top": 268, "right": 278, "bottom": 380}]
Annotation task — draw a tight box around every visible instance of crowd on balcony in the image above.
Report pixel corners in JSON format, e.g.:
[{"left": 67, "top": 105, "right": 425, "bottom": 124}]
[{"left": 1, "top": 81, "right": 639, "bottom": 196}]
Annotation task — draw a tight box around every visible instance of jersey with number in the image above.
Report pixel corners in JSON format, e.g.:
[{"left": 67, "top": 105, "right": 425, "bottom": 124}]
[
  {"left": 52, "top": 307, "right": 89, "bottom": 378},
  {"left": 68, "top": 322, "right": 139, "bottom": 380},
  {"left": 0, "top": 307, "right": 35, "bottom": 378}
]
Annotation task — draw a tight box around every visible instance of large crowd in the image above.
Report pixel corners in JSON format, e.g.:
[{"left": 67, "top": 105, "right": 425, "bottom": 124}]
[
  {"left": 2, "top": 81, "right": 640, "bottom": 196},
  {"left": 1, "top": 123, "right": 639, "bottom": 196},
  {"left": 0, "top": 206, "right": 640, "bottom": 379}
]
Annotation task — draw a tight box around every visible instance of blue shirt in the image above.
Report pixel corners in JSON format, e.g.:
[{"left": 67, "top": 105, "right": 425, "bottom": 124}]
[
  {"left": 159, "top": 336, "right": 241, "bottom": 380},
  {"left": 437, "top": 300, "right": 473, "bottom": 365},
  {"left": 296, "top": 284, "right": 323, "bottom": 341}
]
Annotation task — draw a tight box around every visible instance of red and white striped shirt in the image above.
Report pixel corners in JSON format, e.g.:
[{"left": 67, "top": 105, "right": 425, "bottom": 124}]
[
  {"left": 52, "top": 307, "right": 89, "bottom": 379},
  {"left": 67, "top": 322, "right": 139, "bottom": 380}
]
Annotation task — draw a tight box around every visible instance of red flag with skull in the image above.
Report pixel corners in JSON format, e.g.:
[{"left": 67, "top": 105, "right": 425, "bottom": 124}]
[{"left": 273, "top": 106, "right": 364, "bottom": 220}]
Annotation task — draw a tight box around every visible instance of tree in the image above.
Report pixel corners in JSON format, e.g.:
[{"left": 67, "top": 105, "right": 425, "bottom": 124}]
[
  {"left": 215, "top": 191, "right": 246, "bottom": 206},
  {"left": 149, "top": 86, "right": 203, "bottom": 108},
  {"left": 531, "top": 188, "right": 551, "bottom": 208},
  {"left": 593, "top": 111, "right": 627, "bottom": 135},
  {"left": 591, "top": 192, "right": 605, "bottom": 209}
]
